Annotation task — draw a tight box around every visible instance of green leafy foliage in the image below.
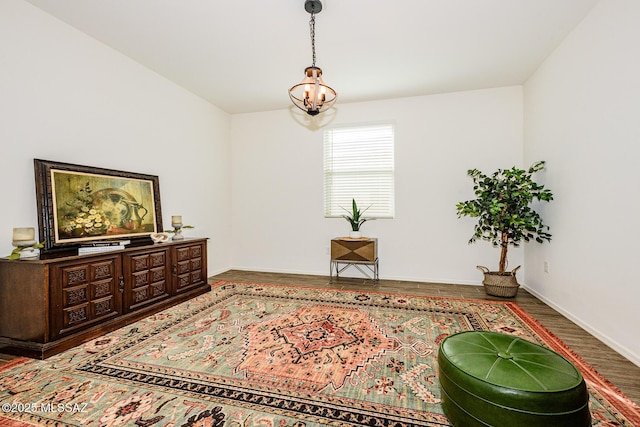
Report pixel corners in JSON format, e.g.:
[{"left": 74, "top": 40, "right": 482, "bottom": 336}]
[
  {"left": 341, "top": 199, "right": 371, "bottom": 231},
  {"left": 456, "top": 161, "right": 553, "bottom": 274},
  {"left": 164, "top": 225, "right": 195, "bottom": 233},
  {"left": 8, "top": 241, "right": 45, "bottom": 260}
]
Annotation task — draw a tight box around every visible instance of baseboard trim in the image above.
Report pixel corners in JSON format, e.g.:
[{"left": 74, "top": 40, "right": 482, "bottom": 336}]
[
  {"left": 228, "top": 265, "right": 483, "bottom": 287},
  {"left": 522, "top": 284, "right": 640, "bottom": 368},
  {"left": 207, "top": 267, "right": 232, "bottom": 277},
  {"left": 228, "top": 266, "right": 330, "bottom": 278}
]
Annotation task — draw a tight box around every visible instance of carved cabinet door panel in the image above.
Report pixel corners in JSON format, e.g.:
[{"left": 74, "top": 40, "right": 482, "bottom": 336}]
[
  {"left": 50, "top": 254, "right": 122, "bottom": 339},
  {"left": 122, "top": 247, "right": 171, "bottom": 313},
  {"left": 172, "top": 241, "right": 207, "bottom": 294}
]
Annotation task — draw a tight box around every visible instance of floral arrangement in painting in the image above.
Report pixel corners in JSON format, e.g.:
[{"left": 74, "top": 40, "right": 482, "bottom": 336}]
[
  {"left": 60, "top": 182, "right": 112, "bottom": 237},
  {"left": 62, "top": 208, "right": 111, "bottom": 237}
]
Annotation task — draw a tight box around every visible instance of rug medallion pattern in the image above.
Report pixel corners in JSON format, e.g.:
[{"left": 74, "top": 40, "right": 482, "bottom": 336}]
[{"left": 1, "top": 281, "right": 639, "bottom": 426}]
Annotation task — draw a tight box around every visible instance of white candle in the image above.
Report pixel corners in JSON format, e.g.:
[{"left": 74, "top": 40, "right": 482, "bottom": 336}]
[
  {"left": 171, "top": 215, "right": 182, "bottom": 225},
  {"left": 12, "top": 227, "right": 36, "bottom": 247},
  {"left": 13, "top": 227, "right": 35, "bottom": 241}
]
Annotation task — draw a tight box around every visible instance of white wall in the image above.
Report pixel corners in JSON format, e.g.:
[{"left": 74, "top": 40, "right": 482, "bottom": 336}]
[
  {"left": 231, "top": 87, "right": 523, "bottom": 284},
  {"left": 524, "top": 0, "right": 640, "bottom": 365},
  {"left": 0, "top": 0, "right": 232, "bottom": 275}
]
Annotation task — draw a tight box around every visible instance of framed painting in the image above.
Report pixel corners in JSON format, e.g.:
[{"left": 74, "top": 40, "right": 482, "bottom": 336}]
[{"left": 34, "top": 159, "right": 163, "bottom": 251}]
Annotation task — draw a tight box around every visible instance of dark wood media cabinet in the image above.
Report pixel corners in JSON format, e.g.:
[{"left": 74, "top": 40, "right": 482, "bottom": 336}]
[{"left": 0, "top": 237, "right": 209, "bottom": 359}]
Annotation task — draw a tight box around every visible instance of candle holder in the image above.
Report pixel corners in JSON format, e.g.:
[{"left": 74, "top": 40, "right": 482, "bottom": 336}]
[
  {"left": 10, "top": 241, "right": 43, "bottom": 260},
  {"left": 164, "top": 218, "right": 194, "bottom": 241},
  {"left": 171, "top": 223, "right": 184, "bottom": 240},
  {"left": 15, "top": 246, "right": 40, "bottom": 260},
  {"left": 10, "top": 227, "right": 43, "bottom": 260}
]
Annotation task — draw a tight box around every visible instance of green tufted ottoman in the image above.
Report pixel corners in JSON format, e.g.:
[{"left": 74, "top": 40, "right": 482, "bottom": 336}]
[{"left": 438, "top": 331, "right": 591, "bottom": 427}]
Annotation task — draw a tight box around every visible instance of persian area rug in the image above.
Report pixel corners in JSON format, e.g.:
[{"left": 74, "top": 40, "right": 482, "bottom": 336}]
[{"left": 1, "top": 281, "right": 639, "bottom": 427}]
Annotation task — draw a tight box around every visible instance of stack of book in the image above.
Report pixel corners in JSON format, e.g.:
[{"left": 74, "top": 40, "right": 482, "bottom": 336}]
[{"left": 78, "top": 240, "right": 131, "bottom": 255}]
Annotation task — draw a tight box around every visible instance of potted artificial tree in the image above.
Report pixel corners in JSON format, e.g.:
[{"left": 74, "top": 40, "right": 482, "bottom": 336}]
[
  {"left": 456, "top": 161, "right": 553, "bottom": 297},
  {"left": 342, "top": 198, "right": 370, "bottom": 239}
]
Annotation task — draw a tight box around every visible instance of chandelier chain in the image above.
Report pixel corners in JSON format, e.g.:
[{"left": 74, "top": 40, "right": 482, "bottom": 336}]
[{"left": 309, "top": 12, "right": 316, "bottom": 67}]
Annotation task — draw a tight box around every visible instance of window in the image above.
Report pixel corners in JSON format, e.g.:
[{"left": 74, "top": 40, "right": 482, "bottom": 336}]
[{"left": 323, "top": 123, "right": 395, "bottom": 218}]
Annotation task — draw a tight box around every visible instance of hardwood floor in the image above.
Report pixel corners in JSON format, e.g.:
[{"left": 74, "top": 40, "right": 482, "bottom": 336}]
[
  {"left": 1, "top": 269, "right": 638, "bottom": 409},
  {"left": 211, "top": 270, "right": 640, "bottom": 406}
]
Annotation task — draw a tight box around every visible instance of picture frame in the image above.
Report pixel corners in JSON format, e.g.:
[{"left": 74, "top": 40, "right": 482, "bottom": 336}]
[{"left": 34, "top": 159, "right": 163, "bottom": 251}]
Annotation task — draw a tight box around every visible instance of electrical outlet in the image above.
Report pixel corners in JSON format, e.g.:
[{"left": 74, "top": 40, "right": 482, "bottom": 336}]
[
  {"left": 325, "top": 247, "right": 330, "bottom": 255},
  {"left": 544, "top": 261, "right": 549, "bottom": 273}
]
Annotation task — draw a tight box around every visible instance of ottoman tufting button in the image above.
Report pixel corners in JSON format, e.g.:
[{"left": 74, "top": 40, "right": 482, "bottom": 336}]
[{"left": 438, "top": 331, "right": 591, "bottom": 427}]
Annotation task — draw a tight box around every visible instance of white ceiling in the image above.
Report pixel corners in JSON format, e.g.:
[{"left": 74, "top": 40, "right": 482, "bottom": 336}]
[{"left": 24, "top": 0, "right": 599, "bottom": 115}]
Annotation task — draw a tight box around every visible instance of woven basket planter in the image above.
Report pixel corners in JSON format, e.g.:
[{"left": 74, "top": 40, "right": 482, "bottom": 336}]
[{"left": 477, "top": 265, "right": 521, "bottom": 298}]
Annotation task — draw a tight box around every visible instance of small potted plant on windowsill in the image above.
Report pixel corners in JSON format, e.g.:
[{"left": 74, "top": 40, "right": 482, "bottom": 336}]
[
  {"left": 342, "top": 198, "right": 371, "bottom": 239},
  {"left": 455, "top": 161, "right": 553, "bottom": 297}
]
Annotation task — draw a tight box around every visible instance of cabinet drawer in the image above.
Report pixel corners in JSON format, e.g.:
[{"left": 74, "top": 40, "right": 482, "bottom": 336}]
[{"left": 331, "top": 238, "right": 377, "bottom": 262}]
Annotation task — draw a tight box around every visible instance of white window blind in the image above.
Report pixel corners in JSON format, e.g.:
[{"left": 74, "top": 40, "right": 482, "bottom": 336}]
[{"left": 324, "top": 123, "right": 395, "bottom": 218}]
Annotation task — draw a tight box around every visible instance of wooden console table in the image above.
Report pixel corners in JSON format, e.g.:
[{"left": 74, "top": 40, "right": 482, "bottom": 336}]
[
  {"left": 0, "top": 237, "right": 209, "bottom": 359},
  {"left": 330, "top": 237, "right": 378, "bottom": 283}
]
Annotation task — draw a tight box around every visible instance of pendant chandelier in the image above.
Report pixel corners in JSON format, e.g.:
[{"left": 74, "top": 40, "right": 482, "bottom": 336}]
[{"left": 289, "top": 0, "right": 337, "bottom": 116}]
